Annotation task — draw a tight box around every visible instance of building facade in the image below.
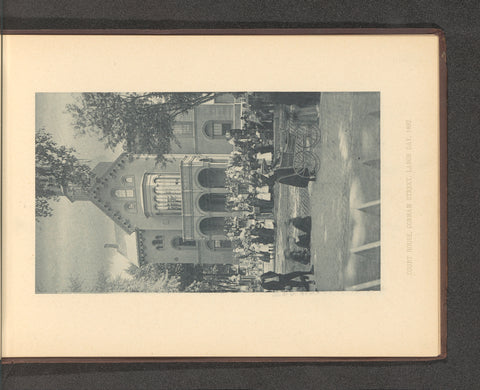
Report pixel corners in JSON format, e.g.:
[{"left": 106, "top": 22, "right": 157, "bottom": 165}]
[{"left": 66, "top": 98, "right": 243, "bottom": 266}]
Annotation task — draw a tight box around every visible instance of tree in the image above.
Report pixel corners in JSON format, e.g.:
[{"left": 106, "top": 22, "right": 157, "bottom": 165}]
[
  {"left": 185, "top": 277, "right": 240, "bottom": 293},
  {"left": 125, "top": 262, "right": 204, "bottom": 289},
  {"left": 92, "top": 264, "right": 181, "bottom": 293},
  {"left": 65, "top": 92, "right": 222, "bottom": 162},
  {"left": 67, "top": 273, "right": 84, "bottom": 292},
  {"left": 35, "top": 128, "right": 93, "bottom": 219}
]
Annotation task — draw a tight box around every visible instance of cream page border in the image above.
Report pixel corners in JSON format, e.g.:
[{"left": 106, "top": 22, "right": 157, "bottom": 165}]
[{"left": 2, "top": 34, "right": 440, "bottom": 357}]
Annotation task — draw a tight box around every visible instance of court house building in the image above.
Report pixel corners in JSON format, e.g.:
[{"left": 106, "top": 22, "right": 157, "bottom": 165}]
[{"left": 64, "top": 99, "right": 243, "bottom": 265}]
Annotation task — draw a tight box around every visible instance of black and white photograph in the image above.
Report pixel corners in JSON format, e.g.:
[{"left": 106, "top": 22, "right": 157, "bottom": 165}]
[{"left": 36, "top": 91, "right": 380, "bottom": 293}]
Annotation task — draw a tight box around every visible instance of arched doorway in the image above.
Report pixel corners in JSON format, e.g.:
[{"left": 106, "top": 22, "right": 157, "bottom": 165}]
[
  {"left": 197, "top": 168, "right": 226, "bottom": 188},
  {"left": 198, "top": 193, "right": 227, "bottom": 212},
  {"left": 199, "top": 217, "right": 226, "bottom": 236}
]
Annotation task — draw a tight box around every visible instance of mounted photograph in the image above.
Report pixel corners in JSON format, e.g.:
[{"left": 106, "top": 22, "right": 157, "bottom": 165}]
[
  {"left": 36, "top": 91, "right": 381, "bottom": 293},
  {"left": 5, "top": 32, "right": 445, "bottom": 360}
]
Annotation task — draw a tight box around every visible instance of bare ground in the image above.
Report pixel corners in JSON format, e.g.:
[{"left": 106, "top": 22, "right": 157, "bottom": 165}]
[{"left": 274, "top": 92, "right": 381, "bottom": 291}]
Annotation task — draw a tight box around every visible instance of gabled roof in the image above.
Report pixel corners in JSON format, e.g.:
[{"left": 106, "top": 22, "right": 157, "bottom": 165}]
[
  {"left": 114, "top": 224, "right": 139, "bottom": 266},
  {"left": 89, "top": 194, "right": 135, "bottom": 234},
  {"left": 92, "top": 162, "right": 112, "bottom": 178},
  {"left": 88, "top": 152, "right": 136, "bottom": 234},
  {"left": 136, "top": 229, "right": 148, "bottom": 266}
]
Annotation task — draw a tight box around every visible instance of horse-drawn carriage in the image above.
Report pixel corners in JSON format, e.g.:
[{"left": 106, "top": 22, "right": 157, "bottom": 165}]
[{"left": 274, "top": 112, "right": 321, "bottom": 187}]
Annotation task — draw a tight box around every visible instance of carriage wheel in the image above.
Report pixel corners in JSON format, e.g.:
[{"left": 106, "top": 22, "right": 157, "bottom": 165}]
[
  {"left": 293, "top": 151, "right": 319, "bottom": 178},
  {"left": 306, "top": 125, "right": 321, "bottom": 148},
  {"left": 297, "top": 125, "right": 321, "bottom": 148}
]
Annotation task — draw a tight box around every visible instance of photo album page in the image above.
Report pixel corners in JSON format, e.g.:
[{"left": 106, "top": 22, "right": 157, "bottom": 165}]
[{"left": 2, "top": 32, "right": 444, "bottom": 360}]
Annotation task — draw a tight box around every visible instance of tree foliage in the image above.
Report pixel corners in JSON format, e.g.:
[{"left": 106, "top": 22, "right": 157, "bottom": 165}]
[
  {"left": 35, "top": 128, "right": 93, "bottom": 219},
  {"left": 184, "top": 275, "right": 240, "bottom": 293},
  {"left": 125, "top": 262, "right": 201, "bottom": 289},
  {"left": 68, "top": 273, "right": 84, "bottom": 293},
  {"left": 92, "top": 264, "right": 181, "bottom": 293},
  {"left": 65, "top": 92, "right": 219, "bottom": 162},
  {"left": 90, "top": 262, "right": 240, "bottom": 293}
]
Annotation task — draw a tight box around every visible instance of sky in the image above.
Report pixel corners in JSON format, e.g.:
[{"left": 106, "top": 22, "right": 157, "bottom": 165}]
[{"left": 35, "top": 93, "right": 135, "bottom": 293}]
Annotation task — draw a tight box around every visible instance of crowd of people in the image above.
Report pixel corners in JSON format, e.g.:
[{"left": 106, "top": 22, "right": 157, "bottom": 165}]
[
  {"left": 223, "top": 96, "right": 277, "bottom": 276},
  {"left": 222, "top": 94, "right": 316, "bottom": 291}
]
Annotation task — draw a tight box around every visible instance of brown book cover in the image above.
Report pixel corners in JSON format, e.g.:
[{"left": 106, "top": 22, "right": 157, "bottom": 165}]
[{"left": 1, "top": 29, "right": 447, "bottom": 363}]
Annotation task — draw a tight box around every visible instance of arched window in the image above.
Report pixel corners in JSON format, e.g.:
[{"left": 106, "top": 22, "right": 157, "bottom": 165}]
[
  {"left": 154, "top": 176, "right": 180, "bottom": 185},
  {"left": 203, "top": 121, "right": 232, "bottom": 139},
  {"left": 114, "top": 189, "right": 134, "bottom": 198},
  {"left": 206, "top": 240, "right": 232, "bottom": 250},
  {"left": 199, "top": 217, "right": 226, "bottom": 236},
  {"left": 124, "top": 201, "right": 137, "bottom": 213},
  {"left": 171, "top": 237, "right": 197, "bottom": 250},
  {"left": 143, "top": 174, "right": 182, "bottom": 215},
  {"left": 197, "top": 168, "right": 226, "bottom": 188},
  {"left": 198, "top": 193, "right": 227, "bottom": 212},
  {"left": 122, "top": 176, "right": 134, "bottom": 185}
]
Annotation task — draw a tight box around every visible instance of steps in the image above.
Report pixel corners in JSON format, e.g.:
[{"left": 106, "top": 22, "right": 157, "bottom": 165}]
[
  {"left": 346, "top": 279, "right": 381, "bottom": 291},
  {"left": 350, "top": 241, "right": 381, "bottom": 256},
  {"left": 356, "top": 199, "right": 380, "bottom": 215}
]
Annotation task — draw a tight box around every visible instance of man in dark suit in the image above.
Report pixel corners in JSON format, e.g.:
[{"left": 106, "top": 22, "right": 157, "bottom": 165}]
[{"left": 260, "top": 268, "right": 314, "bottom": 291}]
